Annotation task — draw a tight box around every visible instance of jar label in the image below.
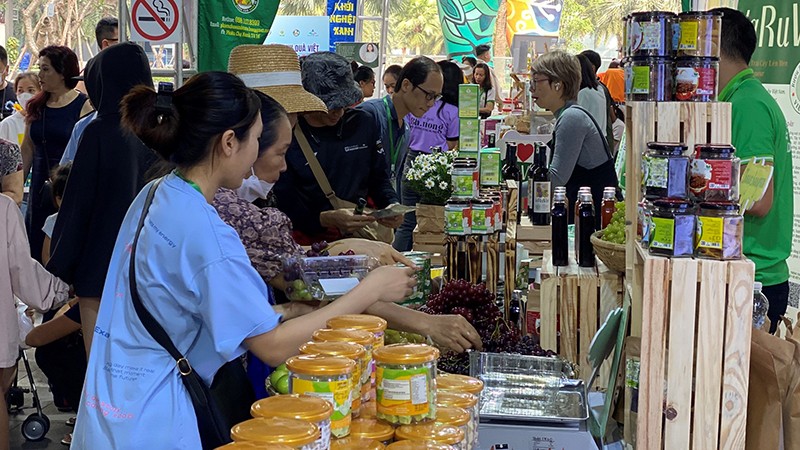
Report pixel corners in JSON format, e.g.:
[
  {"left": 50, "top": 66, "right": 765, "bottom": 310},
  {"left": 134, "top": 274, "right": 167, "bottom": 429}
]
[
  {"left": 641, "top": 22, "right": 662, "bottom": 50},
  {"left": 452, "top": 174, "right": 474, "bottom": 197},
  {"left": 644, "top": 157, "right": 668, "bottom": 188},
  {"left": 679, "top": 20, "right": 699, "bottom": 50},
  {"left": 630, "top": 22, "right": 643, "bottom": 52},
  {"left": 533, "top": 181, "right": 551, "bottom": 213},
  {"left": 691, "top": 159, "right": 733, "bottom": 195},
  {"left": 376, "top": 366, "right": 431, "bottom": 416},
  {"left": 446, "top": 207, "right": 470, "bottom": 234},
  {"left": 632, "top": 65, "right": 651, "bottom": 94},
  {"left": 696, "top": 67, "right": 717, "bottom": 95},
  {"left": 292, "top": 377, "right": 352, "bottom": 435},
  {"left": 697, "top": 216, "right": 723, "bottom": 249},
  {"left": 625, "top": 64, "right": 634, "bottom": 95},
  {"left": 472, "top": 209, "right": 488, "bottom": 232},
  {"left": 650, "top": 217, "right": 675, "bottom": 250},
  {"left": 674, "top": 215, "right": 695, "bottom": 256}
]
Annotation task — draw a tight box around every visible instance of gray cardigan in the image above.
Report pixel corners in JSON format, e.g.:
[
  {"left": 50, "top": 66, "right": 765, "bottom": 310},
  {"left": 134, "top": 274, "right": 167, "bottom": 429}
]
[{"left": 548, "top": 101, "right": 610, "bottom": 187}]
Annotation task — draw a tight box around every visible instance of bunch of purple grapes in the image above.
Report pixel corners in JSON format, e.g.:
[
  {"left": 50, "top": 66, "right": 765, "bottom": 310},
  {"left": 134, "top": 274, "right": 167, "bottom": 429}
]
[{"left": 306, "top": 240, "right": 330, "bottom": 257}]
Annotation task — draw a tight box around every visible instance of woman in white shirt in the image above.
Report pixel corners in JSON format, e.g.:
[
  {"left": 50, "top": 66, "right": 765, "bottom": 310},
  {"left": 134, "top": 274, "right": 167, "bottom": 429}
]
[
  {"left": 0, "top": 72, "right": 40, "bottom": 147},
  {"left": 473, "top": 63, "right": 495, "bottom": 118},
  {"left": 576, "top": 54, "right": 607, "bottom": 136}
]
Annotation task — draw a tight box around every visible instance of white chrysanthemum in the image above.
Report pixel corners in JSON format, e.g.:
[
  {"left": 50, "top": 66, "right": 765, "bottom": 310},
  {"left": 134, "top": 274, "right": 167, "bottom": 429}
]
[
  {"left": 424, "top": 179, "right": 435, "bottom": 189},
  {"left": 439, "top": 181, "right": 449, "bottom": 190}
]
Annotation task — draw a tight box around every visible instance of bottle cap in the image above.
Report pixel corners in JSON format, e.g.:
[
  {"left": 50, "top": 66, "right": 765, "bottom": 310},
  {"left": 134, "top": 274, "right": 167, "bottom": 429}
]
[
  {"left": 580, "top": 193, "right": 593, "bottom": 202},
  {"left": 754, "top": 281, "right": 762, "bottom": 291},
  {"left": 553, "top": 191, "right": 566, "bottom": 202}
]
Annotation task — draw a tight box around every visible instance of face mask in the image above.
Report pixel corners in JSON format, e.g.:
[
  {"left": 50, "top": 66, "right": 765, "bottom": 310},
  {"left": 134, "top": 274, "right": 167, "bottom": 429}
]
[
  {"left": 236, "top": 168, "right": 275, "bottom": 202},
  {"left": 17, "top": 93, "right": 34, "bottom": 111}
]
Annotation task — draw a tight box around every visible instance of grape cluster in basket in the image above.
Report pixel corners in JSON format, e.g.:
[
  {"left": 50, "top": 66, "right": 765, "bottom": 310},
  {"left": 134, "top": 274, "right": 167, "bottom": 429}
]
[{"left": 601, "top": 202, "right": 627, "bottom": 245}]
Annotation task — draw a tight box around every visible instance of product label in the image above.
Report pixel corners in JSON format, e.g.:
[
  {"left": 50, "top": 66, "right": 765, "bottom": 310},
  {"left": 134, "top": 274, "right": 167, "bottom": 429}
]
[
  {"left": 697, "top": 216, "right": 723, "bottom": 249},
  {"left": 644, "top": 157, "right": 668, "bottom": 188},
  {"left": 679, "top": 20, "right": 699, "bottom": 50},
  {"left": 624, "top": 64, "right": 634, "bottom": 95},
  {"left": 376, "top": 366, "right": 431, "bottom": 416},
  {"left": 630, "top": 22, "right": 643, "bottom": 52},
  {"left": 676, "top": 67, "right": 716, "bottom": 100},
  {"left": 480, "top": 152, "right": 501, "bottom": 186},
  {"left": 632, "top": 65, "right": 651, "bottom": 94},
  {"left": 691, "top": 159, "right": 733, "bottom": 194},
  {"left": 452, "top": 174, "right": 474, "bottom": 197},
  {"left": 674, "top": 215, "right": 695, "bottom": 256},
  {"left": 695, "top": 67, "right": 717, "bottom": 95},
  {"left": 292, "top": 377, "right": 352, "bottom": 436},
  {"left": 650, "top": 217, "right": 675, "bottom": 250},
  {"left": 640, "top": 22, "right": 662, "bottom": 50},
  {"left": 533, "top": 181, "right": 551, "bottom": 213},
  {"left": 445, "top": 207, "right": 470, "bottom": 234},
  {"left": 472, "top": 209, "right": 488, "bottom": 232}
]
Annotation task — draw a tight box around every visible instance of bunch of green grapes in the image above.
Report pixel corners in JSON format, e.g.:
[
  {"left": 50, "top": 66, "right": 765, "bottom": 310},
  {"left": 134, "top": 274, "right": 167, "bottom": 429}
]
[{"left": 602, "top": 202, "right": 627, "bottom": 244}]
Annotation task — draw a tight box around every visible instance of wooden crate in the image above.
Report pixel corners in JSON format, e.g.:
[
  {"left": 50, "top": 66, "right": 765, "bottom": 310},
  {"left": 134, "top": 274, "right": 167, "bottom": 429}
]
[
  {"left": 504, "top": 180, "right": 519, "bottom": 309},
  {"left": 444, "top": 234, "right": 501, "bottom": 294},
  {"left": 412, "top": 228, "right": 444, "bottom": 265},
  {"left": 516, "top": 216, "right": 552, "bottom": 255},
  {"left": 540, "top": 251, "right": 623, "bottom": 386},
  {"left": 633, "top": 246, "right": 754, "bottom": 450}
]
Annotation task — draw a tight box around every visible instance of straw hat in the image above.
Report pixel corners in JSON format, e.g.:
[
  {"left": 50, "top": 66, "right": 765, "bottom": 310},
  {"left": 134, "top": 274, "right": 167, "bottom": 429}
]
[{"left": 228, "top": 44, "right": 327, "bottom": 114}]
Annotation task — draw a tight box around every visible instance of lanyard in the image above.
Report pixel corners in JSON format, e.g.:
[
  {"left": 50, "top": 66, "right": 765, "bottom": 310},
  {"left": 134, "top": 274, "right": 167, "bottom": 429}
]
[
  {"left": 383, "top": 97, "right": 401, "bottom": 171},
  {"left": 174, "top": 170, "right": 203, "bottom": 195}
]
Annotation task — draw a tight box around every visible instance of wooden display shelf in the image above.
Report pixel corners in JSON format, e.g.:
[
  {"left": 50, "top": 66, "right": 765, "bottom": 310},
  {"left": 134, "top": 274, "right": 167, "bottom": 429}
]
[
  {"left": 539, "top": 251, "right": 623, "bottom": 387},
  {"left": 516, "top": 216, "right": 552, "bottom": 255},
  {"left": 411, "top": 228, "right": 444, "bottom": 266}
]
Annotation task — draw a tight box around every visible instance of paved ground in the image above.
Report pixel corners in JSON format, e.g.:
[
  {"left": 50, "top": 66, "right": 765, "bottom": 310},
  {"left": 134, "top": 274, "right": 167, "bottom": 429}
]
[{"left": 8, "top": 350, "right": 73, "bottom": 449}]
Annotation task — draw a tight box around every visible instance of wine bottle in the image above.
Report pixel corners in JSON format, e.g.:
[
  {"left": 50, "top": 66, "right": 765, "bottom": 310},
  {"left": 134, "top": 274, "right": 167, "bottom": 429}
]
[
  {"left": 551, "top": 190, "right": 568, "bottom": 266},
  {"left": 501, "top": 142, "right": 521, "bottom": 182},
  {"left": 578, "top": 192, "right": 596, "bottom": 268},
  {"left": 528, "top": 144, "right": 551, "bottom": 225}
]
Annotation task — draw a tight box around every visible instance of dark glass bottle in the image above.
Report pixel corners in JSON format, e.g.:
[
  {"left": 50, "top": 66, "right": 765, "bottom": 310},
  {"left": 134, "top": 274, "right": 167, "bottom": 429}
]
[
  {"left": 501, "top": 142, "right": 521, "bottom": 182},
  {"left": 487, "top": 132, "right": 496, "bottom": 148},
  {"left": 509, "top": 290, "right": 522, "bottom": 328},
  {"left": 527, "top": 144, "right": 551, "bottom": 225},
  {"left": 578, "top": 192, "right": 596, "bottom": 267},
  {"left": 354, "top": 198, "right": 367, "bottom": 215},
  {"left": 551, "top": 190, "right": 568, "bottom": 266}
]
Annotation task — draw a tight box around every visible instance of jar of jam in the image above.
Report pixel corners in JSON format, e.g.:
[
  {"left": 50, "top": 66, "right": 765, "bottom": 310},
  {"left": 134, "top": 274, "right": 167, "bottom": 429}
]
[
  {"left": 445, "top": 198, "right": 472, "bottom": 235},
  {"left": 451, "top": 159, "right": 478, "bottom": 199},
  {"left": 690, "top": 144, "right": 740, "bottom": 202},
  {"left": 677, "top": 11, "right": 722, "bottom": 58},
  {"left": 675, "top": 57, "right": 719, "bottom": 102},
  {"left": 696, "top": 202, "right": 744, "bottom": 260},
  {"left": 327, "top": 315, "right": 388, "bottom": 348},
  {"left": 470, "top": 198, "right": 493, "bottom": 234},
  {"left": 627, "top": 57, "right": 674, "bottom": 102},
  {"left": 629, "top": 11, "right": 679, "bottom": 57},
  {"left": 642, "top": 142, "right": 689, "bottom": 200},
  {"left": 648, "top": 200, "right": 695, "bottom": 257}
]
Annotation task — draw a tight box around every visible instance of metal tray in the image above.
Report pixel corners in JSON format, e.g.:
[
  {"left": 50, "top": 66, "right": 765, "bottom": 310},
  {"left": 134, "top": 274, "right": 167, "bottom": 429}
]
[{"left": 477, "top": 379, "right": 590, "bottom": 424}]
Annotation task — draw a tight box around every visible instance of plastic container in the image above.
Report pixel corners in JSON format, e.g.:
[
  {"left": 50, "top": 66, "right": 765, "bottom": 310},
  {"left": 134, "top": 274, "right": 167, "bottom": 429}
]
[
  {"left": 638, "top": 200, "right": 653, "bottom": 245},
  {"left": 695, "top": 202, "right": 744, "bottom": 260},
  {"left": 677, "top": 11, "right": 722, "bottom": 58},
  {"left": 299, "top": 341, "right": 366, "bottom": 415},
  {"left": 287, "top": 355, "right": 356, "bottom": 438},
  {"left": 217, "top": 443, "right": 294, "bottom": 450},
  {"left": 331, "top": 437, "right": 386, "bottom": 450},
  {"left": 386, "top": 442, "right": 454, "bottom": 450},
  {"left": 359, "top": 401, "right": 377, "bottom": 419},
  {"left": 675, "top": 57, "right": 719, "bottom": 101},
  {"left": 435, "top": 374, "right": 484, "bottom": 397},
  {"left": 283, "top": 255, "right": 376, "bottom": 301},
  {"left": 451, "top": 159, "right": 478, "bottom": 199},
  {"left": 328, "top": 315, "right": 388, "bottom": 348},
  {"left": 690, "top": 144, "right": 740, "bottom": 202},
  {"left": 373, "top": 344, "right": 438, "bottom": 425},
  {"left": 627, "top": 57, "right": 674, "bottom": 102},
  {"left": 250, "top": 395, "right": 334, "bottom": 450},
  {"left": 350, "top": 418, "right": 396, "bottom": 444},
  {"left": 401, "top": 252, "right": 432, "bottom": 307},
  {"left": 643, "top": 142, "right": 690, "bottom": 199},
  {"left": 435, "top": 391, "right": 479, "bottom": 450},
  {"left": 231, "top": 417, "right": 320, "bottom": 449},
  {"left": 395, "top": 423, "right": 465, "bottom": 450},
  {"left": 629, "top": 11, "right": 678, "bottom": 56},
  {"left": 312, "top": 328, "right": 375, "bottom": 403},
  {"left": 753, "top": 282, "right": 770, "bottom": 330},
  {"left": 648, "top": 200, "right": 695, "bottom": 257},
  {"left": 434, "top": 407, "right": 470, "bottom": 450},
  {"left": 445, "top": 198, "right": 472, "bottom": 235},
  {"left": 470, "top": 198, "right": 493, "bottom": 234}
]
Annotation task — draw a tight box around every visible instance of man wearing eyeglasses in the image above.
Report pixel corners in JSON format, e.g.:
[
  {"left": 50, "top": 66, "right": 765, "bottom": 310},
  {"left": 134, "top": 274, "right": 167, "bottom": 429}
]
[{"left": 357, "top": 57, "right": 443, "bottom": 250}]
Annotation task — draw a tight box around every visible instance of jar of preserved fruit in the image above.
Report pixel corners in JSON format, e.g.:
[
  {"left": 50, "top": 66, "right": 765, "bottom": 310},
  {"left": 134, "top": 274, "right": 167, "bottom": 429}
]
[
  {"left": 350, "top": 418, "right": 395, "bottom": 445},
  {"left": 435, "top": 391, "right": 478, "bottom": 450},
  {"left": 231, "top": 417, "right": 320, "bottom": 449},
  {"left": 696, "top": 202, "right": 744, "bottom": 260},
  {"left": 677, "top": 10, "right": 722, "bottom": 58},
  {"left": 629, "top": 11, "right": 679, "bottom": 57},
  {"left": 451, "top": 159, "right": 478, "bottom": 199},
  {"left": 299, "top": 341, "right": 366, "bottom": 416},
  {"left": 251, "top": 395, "right": 333, "bottom": 450},
  {"left": 386, "top": 441, "right": 454, "bottom": 450},
  {"left": 374, "top": 344, "right": 438, "bottom": 425},
  {"left": 312, "top": 328, "right": 375, "bottom": 403},
  {"left": 435, "top": 374, "right": 484, "bottom": 397},
  {"left": 395, "top": 423, "right": 465, "bottom": 450},
  {"left": 675, "top": 57, "right": 719, "bottom": 102},
  {"left": 331, "top": 436, "right": 386, "bottom": 450},
  {"left": 445, "top": 198, "right": 472, "bottom": 235},
  {"left": 627, "top": 57, "right": 674, "bottom": 102},
  {"left": 642, "top": 142, "right": 689, "bottom": 199},
  {"left": 328, "top": 315, "right": 388, "bottom": 348},
  {"left": 648, "top": 200, "right": 695, "bottom": 257},
  {"left": 434, "top": 407, "right": 470, "bottom": 450},
  {"left": 470, "top": 198, "right": 493, "bottom": 234},
  {"left": 287, "top": 355, "right": 356, "bottom": 438},
  {"left": 690, "top": 144, "right": 740, "bottom": 202}
]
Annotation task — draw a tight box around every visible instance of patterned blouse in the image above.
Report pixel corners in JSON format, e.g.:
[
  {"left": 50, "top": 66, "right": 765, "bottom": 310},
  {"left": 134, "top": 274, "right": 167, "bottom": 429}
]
[
  {"left": 213, "top": 188, "right": 304, "bottom": 284},
  {"left": 0, "top": 139, "right": 22, "bottom": 177}
]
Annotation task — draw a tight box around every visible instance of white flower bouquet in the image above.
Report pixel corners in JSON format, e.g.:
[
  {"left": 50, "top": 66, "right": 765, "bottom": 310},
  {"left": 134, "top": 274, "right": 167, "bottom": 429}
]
[{"left": 405, "top": 150, "right": 456, "bottom": 205}]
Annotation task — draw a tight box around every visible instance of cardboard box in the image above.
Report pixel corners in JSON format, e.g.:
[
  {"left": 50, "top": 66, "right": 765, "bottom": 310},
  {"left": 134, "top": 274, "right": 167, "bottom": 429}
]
[
  {"left": 459, "top": 118, "right": 481, "bottom": 153},
  {"left": 458, "top": 84, "right": 480, "bottom": 118},
  {"left": 480, "top": 148, "right": 501, "bottom": 186}
]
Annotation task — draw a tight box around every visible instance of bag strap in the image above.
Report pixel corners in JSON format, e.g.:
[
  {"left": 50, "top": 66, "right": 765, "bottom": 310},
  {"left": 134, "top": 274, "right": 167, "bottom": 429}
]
[
  {"left": 128, "top": 178, "right": 198, "bottom": 378},
  {"left": 569, "top": 104, "right": 614, "bottom": 162},
  {"left": 294, "top": 126, "right": 344, "bottom": 209}
]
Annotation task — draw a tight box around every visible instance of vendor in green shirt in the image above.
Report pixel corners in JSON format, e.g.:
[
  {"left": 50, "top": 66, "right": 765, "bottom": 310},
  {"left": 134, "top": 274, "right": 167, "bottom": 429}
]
[{"left": 715, "top": 8, "right": 794, "bottom": 333}]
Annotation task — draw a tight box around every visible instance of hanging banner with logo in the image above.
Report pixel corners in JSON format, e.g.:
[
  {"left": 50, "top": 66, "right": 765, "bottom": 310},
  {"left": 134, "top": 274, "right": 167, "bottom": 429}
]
[
  {"left": 336, "top": 43, "right": 379, "bottom": 68},
  {"left": 505, "top": 0, "right": 562, "bottom": 46},
  {"left": 437, "top": 0, "right": 500, "bottom": 58},
  {"left": 327, "top": 0, "right": 357, "bottom": 52},
  {"left": 738, "top": 0, "right": 800, "bottom": 301},
  {"left": 264, "top": 16, "right": 330, "bottom": 56},
  {"left": 198, "top": 0, "right": 280, "bottom": 72}
]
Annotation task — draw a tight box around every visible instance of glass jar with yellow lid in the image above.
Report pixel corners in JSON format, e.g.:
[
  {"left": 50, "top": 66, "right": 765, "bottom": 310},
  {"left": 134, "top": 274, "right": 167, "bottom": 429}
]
[
  {"left": 216, "top": 442, "right": 294, "bottom": 450},
  {"left": 350, "top": 417, "right": 395, "bottom": 445},
  {"left": 434, "top": 407, "right": 470, "bottom": 450},
  {"left": 331, "top": 436, "right": 386, "bottom": 450},
  {"left": 313, "top": 328, "right": 375, "bottom": 402},
  {"left": 231, "top": 417, "right": 320, "bottom": 450},
  {"left": 436, "top": 374, "right": 484, "bottom": 397},
  {"left": 251, "top": 394, "right": 333, "bottom": 450},
  {"left": 385, "top": 441, "right": 454, "bottom": 450},
  {"left": 286, "top": 355, "right": 355, "bottom": 438},
  {"left": 436, "top": 391, "right": 478, "bottom": 449},
  {"left": 373, "top": 344, "right": 438, "bottom": 425},
  {"left": 327, "top": 315, "right": 388, "bottom": 348},
  {"left": 359, "top": 401, "right": 377, "bottom": 419},
  {"left": 395, "top": 423, "right": 465, "bottom": 450},
  {"left": 300, "top": 341, "right": 366, "bottom": 416}
]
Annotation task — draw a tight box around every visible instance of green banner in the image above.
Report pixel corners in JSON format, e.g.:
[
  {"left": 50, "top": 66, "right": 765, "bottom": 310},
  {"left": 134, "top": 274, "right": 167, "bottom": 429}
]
[
  {"left": 198, "top": 0, "right": 280, "bottom": 72},
  {"left": 739, "top": 1, "right": 800, "bottom": 84}
]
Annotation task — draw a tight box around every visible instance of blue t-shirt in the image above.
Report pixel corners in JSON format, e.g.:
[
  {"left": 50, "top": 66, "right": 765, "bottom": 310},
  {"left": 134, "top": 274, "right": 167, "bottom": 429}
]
[
  {"left": 59, "top": 111, "right": 96, "bottom": 164},
  {"left": 72, "top": 173, "right": 281, "bottom": 449}
]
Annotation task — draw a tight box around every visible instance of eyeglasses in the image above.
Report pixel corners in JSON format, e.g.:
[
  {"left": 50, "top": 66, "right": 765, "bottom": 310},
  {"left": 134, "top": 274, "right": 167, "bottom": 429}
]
[
  {"left": 414, "top": 84, "right": 442, "bottom": 102},
  {"left": 531, "top": 77, "right": 551, "bottom": 88}
]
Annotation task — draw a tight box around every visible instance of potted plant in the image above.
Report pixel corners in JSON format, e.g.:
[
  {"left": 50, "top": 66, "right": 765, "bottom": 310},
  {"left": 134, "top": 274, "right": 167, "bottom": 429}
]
[{"left": 406, "top": 151, "right": 456, "bottom": 234}]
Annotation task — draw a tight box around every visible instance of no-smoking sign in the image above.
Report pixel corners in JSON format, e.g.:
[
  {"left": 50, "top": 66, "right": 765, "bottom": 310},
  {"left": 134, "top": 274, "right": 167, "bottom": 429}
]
[{"left": 131, "top": 0, "right": 182, "bottom": 43}]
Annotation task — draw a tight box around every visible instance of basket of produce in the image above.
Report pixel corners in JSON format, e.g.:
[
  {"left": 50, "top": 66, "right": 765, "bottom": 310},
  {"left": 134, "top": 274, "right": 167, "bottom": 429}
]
[{"left": 591, "top": 201, "right": 626, "bottom": 273}]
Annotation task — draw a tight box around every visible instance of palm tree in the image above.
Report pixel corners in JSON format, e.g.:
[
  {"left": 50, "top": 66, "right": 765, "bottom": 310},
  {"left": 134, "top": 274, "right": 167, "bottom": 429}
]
[
  {"left": 389, "top": 0, "right": 444, "bottom": 55},
  {"left": 587, "top": 0, "right": 681, "bottom": 44},
  {"left": 278, "top": 0, "right": 324, "bottom": 16}
]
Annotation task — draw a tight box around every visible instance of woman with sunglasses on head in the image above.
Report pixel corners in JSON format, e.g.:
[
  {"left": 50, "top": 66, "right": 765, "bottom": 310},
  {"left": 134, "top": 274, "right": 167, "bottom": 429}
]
[
  {"left": 529, "top": 50, "right": 619, "bottom": 225},
  {"left": 71, "top": 71, "right": 417, "bottom": 449}
]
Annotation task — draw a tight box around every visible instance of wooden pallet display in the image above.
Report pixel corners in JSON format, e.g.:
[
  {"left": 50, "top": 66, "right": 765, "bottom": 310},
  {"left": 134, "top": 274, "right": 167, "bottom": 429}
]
[
  {"left": 444, "top": 234, "right": 500, "bottom": 293},
  {"left": 516, "top": 216, "right": 552, "bottom": 256},
  {"left": 504, "top": 180, "right": 519, "bottom": 310},
  {"left": 412, "top": 227, "right": 445, "bottom": 265},
  {"left": 540, "top": 251, "right": 623, "bottom": 385}
]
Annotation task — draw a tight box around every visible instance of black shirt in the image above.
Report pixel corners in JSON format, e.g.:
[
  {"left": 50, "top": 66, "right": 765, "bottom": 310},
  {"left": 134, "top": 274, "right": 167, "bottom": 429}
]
[{"left": 0, "top": 83, "right": 17, "bottom": 121}]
